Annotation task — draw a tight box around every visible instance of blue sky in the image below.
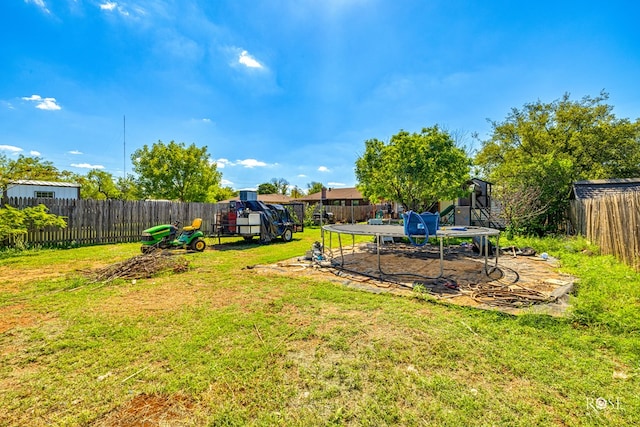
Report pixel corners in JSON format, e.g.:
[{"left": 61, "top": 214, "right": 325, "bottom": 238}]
[{"left": 1, "top": 0, "right": 639, "bottom": 192}]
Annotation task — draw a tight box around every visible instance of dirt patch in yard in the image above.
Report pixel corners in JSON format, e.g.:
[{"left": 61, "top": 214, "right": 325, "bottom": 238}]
[
  {"left": 251, "top": 242, "right": 577, "bottom": 316},
  {"left": 91, "top": 283, "right": 254, "bottom": 318},
  {"left": 0, "top": 266, "right": 67, "bottom": 294},
  {"left": 0, "top": 304, "right": 46, "bottom": 334},
  {"left": 93, "top": 393, "right": 196, "bottom": 426}
]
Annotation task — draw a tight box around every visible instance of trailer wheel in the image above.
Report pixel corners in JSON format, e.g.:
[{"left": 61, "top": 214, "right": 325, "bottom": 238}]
[
  {"left": 191, "top": 238, "right": 206, "bottom": 252},
  {"left": 281, "top": 227, "right": 293, "bottom": 242}
]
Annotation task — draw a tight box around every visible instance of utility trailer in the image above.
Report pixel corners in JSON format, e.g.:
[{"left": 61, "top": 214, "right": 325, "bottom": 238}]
[{"left": 212, "top": 193, "right": 304, "bottom": 244}]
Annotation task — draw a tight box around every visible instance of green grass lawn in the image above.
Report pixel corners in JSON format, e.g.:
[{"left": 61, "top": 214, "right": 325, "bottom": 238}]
[{"left": 0, "top": 229, "right": 638, "bottom": 426}]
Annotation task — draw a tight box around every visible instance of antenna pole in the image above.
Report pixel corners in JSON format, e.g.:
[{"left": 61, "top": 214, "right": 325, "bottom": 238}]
[{"left": 123, "top": 115, "right": 126, "bottom": 178}]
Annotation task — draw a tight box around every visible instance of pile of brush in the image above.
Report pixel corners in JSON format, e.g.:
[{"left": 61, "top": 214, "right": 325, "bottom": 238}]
[{"left": 86, "top": 251, "right": 189, "bottom": 283}]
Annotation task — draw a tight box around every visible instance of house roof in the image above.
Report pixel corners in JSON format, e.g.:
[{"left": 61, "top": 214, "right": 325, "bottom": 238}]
[
  {"left": 294, "top": 187, "right": 364, "bottom": 202},
  {"left": 219, "top": 193, "right": 293, "bottom": 204},
  {"left": 8, "top": 179, "right": 80, "bottom": 188},
  {"left": 256, "top": 193, "right": 293, "bottom": 203},
  {"left": 571, "top": 178, "right": 640, "bottom": 199}
]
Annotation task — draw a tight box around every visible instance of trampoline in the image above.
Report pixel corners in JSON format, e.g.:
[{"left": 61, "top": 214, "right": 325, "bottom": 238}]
[{"left": 322, "top": 223, "right": 500, "bottom": 280}]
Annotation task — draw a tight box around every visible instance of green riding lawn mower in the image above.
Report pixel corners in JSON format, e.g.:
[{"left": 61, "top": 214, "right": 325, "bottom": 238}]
[{"left": 140, "top": 218, "right": 206, "bottom": 253}]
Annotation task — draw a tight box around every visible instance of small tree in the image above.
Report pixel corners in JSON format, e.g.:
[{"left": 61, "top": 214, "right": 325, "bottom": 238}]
[
  {"left": 493, "top": 182, "right": 550, "bottom": 239},
  {"left": 355, "top": 126, "right": 471, "bottom": 212},
  {"left": 290, "top": 186, "right": 304, "bottom": 198},
  {"left": 208, "top": 186, "right": 237, "bottom": 202},
  {"left": 0, "top": 204, "right": 67, "bottom": 248},
  {"left": 303, "top": 203, "right": 318, "bottom": 227},
  {"left": 307, "top": 182, "right": 324, "bottom": 195}
]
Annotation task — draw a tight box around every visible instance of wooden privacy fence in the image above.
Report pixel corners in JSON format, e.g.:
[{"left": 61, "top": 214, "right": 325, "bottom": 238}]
[
  {"left": 323, "top": 205, "right": 383, "bottom": 223},
  {"left": 2, "top": 198, "right": 387, "bottom": 247},
  {"left": 570, "top": 193, "right": 640, "bottom": 271},
  {"left": 4, "top": 197, "right": 221, "bottom": 247}
]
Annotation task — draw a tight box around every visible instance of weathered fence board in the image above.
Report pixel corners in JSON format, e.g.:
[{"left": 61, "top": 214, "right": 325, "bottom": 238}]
[
  {"left": 322, "top": 205, "right": 385, "bottom": 223},
  {"left": 570, "top": 193, "right": 640, "bottom": 271}
]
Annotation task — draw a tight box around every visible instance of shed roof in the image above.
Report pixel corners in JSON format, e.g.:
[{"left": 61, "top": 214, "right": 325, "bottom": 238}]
[
  {"left": 8, "top": 179, "right": 81, "bottom": 188},
  {"left": 571, "top": 178, "right": 640, "bottom": 199},
  {"left": 219, "top": 193, "right": 293, "bottom": 204}
]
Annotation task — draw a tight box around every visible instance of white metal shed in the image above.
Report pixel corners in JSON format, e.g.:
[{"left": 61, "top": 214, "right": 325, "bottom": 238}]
[{"left": 5, "top": 180, "right": 81, "bottom": 200}]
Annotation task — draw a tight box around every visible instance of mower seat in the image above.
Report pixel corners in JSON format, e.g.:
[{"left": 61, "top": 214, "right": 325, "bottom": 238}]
[{"left": 183, "top": 218, "right": 202, "bottom": 232}]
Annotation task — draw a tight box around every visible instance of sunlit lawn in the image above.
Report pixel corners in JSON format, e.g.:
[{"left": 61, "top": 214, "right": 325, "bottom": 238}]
[{"left": 0, "top": 228, "right": 638, "bottom": 426}]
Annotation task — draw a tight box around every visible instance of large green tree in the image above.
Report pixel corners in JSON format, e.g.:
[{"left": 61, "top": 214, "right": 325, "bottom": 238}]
[
  {"left": 1, "top": 155, "right": 63, "bottom": 192},
  {"left": 355, "top": 126, "right": 471, "bottom": 212},
  {"left": 257, "top": 182, "right": 278, "bottom": 194},
  {"left": 79, "top": 170, "right": 121, "bottom": 200},
  {"left": 257, "top": 178, "right": 289, "bottom": 195},
  {"left": 73, "top": 171, "right": 141, "bottom": 201},
  {"left": 475, "top": 91, "right": 640, "bottom": 235},
  {"left": 116, "top": 175, "right": 142, "bottom": 201},
  {"left": 131, "top": 140, "right": 221, "bottom": 202},
  {"left": 306, "top": 181, "right": 324, "bottom": 195},
  {"left": 272, "top": 178, "right": 289, "bottom": 195}
]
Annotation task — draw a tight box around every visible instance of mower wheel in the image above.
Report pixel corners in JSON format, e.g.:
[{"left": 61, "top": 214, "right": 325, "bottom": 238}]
[
  {"left": 281, "top": 227, "right": 293, "bottom": 242},
  {"left": 191, "top": 238, "right": 206, "bottom": 252}
]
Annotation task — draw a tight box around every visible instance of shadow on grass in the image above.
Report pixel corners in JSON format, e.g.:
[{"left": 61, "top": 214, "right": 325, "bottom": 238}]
[
  {"left": 516, "top": 313, "right": 570, "bottom": 330},
  {"left": 206, "top": 237, "right": 302, "bottom": 251}
]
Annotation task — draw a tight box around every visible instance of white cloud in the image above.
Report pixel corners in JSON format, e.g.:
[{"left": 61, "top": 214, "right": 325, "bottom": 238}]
[
  {"left": 98, "top": 1, "right": 140, "bottom": 17},
  {"left": 71, "top": 163, "right": 105, "bottom": 169},
  {"left": 318, "top": 166, "right": 330, "bottom": 172},
  {"left": 22, "top": 94, "right": 61, "bottom": 111},
  {"left": 36, "top": 98, "right": 61, "bottom": 110},
  {"left": 25, "top": 0, "right": 50, "bottom": 14},
  {"left": 0, "top": 145, "right": 23, "bottom": 153},
  {"left": 215, "top": 158, "right": 231, "bottom": 168},
  {"left": 30, "top": 150, "right": 41, "bottom": 156},
  {"left": 69, "top": 150, "right": 83, "bottom": 155},
  {"left": 214, "top": 158, "right": 272, "bottom": 169},
  {"left": 237, "top": 159, "right": 267, "bottom": 168},
  {"left": 192, "top": 118, "right": 213, "bottom": 124},
  {"left": 221, "top": 179, "right": 233, "bottom": 186},
  {"left": 238, "top": 50, "right": 263, "bottom": 69},
  {"left": 327, "top": 182, "right": 346, "bottom": 187},
  {"left": 297, "top": 174, "right": 307, "bottom": 178},
  {"left": 99, "top": 1, "right": 117, "bottom": 11}
]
